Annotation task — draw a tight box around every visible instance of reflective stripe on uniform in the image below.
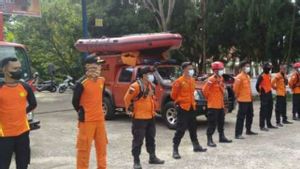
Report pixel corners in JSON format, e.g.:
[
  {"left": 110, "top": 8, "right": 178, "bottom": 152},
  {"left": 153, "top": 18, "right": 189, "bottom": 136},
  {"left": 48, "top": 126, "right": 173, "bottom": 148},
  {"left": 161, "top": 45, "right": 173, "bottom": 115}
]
[
  {"left": 0, "top": 122, "right": 4, "bottom": 137},
  {"left": 25, "top": 120, "right": 30, "bottom": 130}
]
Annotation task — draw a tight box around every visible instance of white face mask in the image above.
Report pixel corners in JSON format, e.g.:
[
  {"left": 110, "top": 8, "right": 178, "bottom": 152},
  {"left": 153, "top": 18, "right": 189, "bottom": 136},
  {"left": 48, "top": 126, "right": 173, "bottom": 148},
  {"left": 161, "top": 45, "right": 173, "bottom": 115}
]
[
  {"left": 298, "top": 68, "right": 300, "bottom": 72},
  {"left": 147, "top": 74, "right": 155, "bottom": 82},
  {"left": 218, "top": 70, "right": 224, "bottom": 76},
  {"left": 188, "top": 69, "right": 195, "bottom": 77},
  {"left": 244, "top": 67, "right": 251, "bottom": 73}
]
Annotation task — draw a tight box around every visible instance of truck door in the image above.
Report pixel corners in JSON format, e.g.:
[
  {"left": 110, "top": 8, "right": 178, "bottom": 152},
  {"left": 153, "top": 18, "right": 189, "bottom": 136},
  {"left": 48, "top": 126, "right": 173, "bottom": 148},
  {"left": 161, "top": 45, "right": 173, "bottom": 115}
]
[{"left": 113, "top": 67, "right": 134, "bottom": 107}]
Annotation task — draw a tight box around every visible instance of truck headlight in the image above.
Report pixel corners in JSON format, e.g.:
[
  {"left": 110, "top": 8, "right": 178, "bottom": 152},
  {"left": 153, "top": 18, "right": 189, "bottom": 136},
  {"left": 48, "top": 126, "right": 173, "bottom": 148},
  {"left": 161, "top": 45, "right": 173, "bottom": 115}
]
[{"left": 194, "top": 90, "right": 201, "bottom": 101}]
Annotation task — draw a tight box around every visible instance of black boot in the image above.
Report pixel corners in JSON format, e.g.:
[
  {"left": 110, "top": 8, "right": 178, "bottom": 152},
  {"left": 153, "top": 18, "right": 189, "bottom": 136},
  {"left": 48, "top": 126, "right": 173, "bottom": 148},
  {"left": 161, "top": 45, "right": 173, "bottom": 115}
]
[
  {"left": 149, "top": 154, "right": 165, "bottom": 164},
  {"left": 207, "top": 135, "right": 217, "bottom": 147},
  {"left": 172, "top": 145, "right": 181, "bottom": 159},
  {"left": 133, "top": 158, "right": 142, "bottom": 169},
  {"left": 246, "top": 130, "right": 258, "bottom": 135},
  {"left": 192, "top": 141, "right": 207, "bottom": 152},
  {"left": 219, "top": 132, "right": 232, "bottom": 143}
]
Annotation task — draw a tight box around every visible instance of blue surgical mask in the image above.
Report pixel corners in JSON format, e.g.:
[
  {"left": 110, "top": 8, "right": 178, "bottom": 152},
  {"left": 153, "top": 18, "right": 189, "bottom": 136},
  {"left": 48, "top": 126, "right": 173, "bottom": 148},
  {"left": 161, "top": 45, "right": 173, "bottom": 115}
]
[{"left": 188, "top": 69, "right": 195, "bottom": 77}]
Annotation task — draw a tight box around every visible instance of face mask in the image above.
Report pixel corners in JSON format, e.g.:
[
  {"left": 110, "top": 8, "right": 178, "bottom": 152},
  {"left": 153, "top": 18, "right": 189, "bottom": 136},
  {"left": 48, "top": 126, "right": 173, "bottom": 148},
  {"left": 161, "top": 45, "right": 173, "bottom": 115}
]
[
  {"left": 188, "top": 69, "right": 195, "bottom": 77},
  {"left": 244, "top": 67, "right": 251, "bottom": 73},
  {"left": 147, "top": 74, "right": 155, "bottom": 82},
  {"left": 9, "top": 70, "right": 22, "bottom": 80},
  {"left": 218, "top": 70, "right": 224, "bottom": 76},
  {"left": 298, "top": 68, "right": 300, "bottom": 72}
]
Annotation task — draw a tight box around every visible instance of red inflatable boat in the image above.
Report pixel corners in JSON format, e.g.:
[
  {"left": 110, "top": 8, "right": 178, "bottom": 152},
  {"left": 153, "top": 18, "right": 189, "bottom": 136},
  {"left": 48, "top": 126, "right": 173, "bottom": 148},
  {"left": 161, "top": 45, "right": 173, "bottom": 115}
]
[{"left": 74, "top": 33, "right": 182, "bottom": 53}]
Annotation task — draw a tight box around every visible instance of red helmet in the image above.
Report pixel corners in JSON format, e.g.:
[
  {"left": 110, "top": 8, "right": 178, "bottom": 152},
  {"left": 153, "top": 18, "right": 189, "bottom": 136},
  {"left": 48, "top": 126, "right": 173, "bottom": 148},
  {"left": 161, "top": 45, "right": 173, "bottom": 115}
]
[
  {"left": 211, "top": 61, "right": 224, "bottom": 70},
  {"left": 293, "top": 62, "right": 300, "bottom": 68}
]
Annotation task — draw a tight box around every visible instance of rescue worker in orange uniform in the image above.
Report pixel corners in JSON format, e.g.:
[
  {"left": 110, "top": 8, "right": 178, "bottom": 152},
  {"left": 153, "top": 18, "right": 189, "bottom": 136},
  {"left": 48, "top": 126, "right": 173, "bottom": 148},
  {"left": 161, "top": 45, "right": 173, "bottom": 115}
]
[
  {"left": 124, "top": 66, "right": 164, "bottom": 169},
  {"left": 0, "top": 57, "right": 37, "bottom": 169},
  {"left": 233, "top": 61, "right": 258, "bottom": 139},
  {"left": 203, "top": 61, "right": 232, "bottom": 147},
  {"left": 256, "top": 63, "right": 278, "bottom": 131},
  {"left": 271, "top": 64, "right": 293, "bottom": 126},
  {"left": 171, "top": 62, "right": 207, "bottom": 159},
  {"left": 72, "top": 55, "right": 108, "bottom": 169},
  {"left": 289, "top": 62, "right": 300, "bottom": 120}
]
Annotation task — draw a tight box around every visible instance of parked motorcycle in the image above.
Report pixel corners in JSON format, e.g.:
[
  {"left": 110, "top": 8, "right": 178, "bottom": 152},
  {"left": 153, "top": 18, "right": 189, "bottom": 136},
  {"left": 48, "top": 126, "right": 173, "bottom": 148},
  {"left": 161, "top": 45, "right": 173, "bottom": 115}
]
[
  {"left": 58, "top": 75, "right": 75, "bottom": 93},
  {"left": 36, "top": 80, "right": 57, "bottom": 92}
]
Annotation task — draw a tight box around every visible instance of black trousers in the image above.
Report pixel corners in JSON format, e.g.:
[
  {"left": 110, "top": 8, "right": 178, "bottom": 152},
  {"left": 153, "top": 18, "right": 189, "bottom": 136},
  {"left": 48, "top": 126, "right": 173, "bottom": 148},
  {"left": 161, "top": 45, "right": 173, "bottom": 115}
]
[
  {"left": 292, "top": 94, "right": 300, "bottom": 117},
  {"left": 259, "top": 92, "right": 273, "bottom": 128},
  {"left": 275, "top": 96, "right": 287, "bottom": 123},
  {"left": 206, "top": 108, "right": 225, "bottom": 136},
  {"left": 173, "top": 106, "right": 198, "bottom": 147},
  {"left": 132, "top": 118, "right": 156, "bottom": 160},
  {"left": 235, "top": 102, "right": 254, "bottom": 136},
  {"left": 0, "top": 131, "right": 30, "bottom": 169}
]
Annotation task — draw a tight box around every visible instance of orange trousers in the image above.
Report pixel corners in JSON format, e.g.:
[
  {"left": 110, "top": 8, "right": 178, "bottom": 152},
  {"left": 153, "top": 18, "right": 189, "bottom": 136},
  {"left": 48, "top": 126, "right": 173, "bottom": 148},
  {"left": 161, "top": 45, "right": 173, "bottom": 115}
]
[{"left": 76, "top": 121, "right": 108, "bottom": 169}]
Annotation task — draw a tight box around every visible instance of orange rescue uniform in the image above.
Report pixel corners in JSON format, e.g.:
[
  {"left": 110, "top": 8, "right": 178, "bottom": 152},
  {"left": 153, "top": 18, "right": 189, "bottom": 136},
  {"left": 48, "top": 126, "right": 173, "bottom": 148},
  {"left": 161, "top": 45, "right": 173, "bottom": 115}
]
[
  {"left": 233, "top": 72, "right": 252, "bottom": 102},
  {"left": 272, "top": 72, "right": 287, "bottom": 96},
  {"left": 289, "top": 72, "right": 300, "bottom": 94},
  {"left": 202, "top": 75, "right": 225, "bottom": 109},
  {"left": 0, "top": 84, "right": 32, "bottom": 137},
  {"left": 72, "top": 77, "right": 108, "bottom": 169},
  {"left": 124, "top": 81, "right": 156, "bottom": 119},
  {"left": 258, "top": 74, "right": 272, "bottom": 93},
  {"left": 171, "top": 76, "right": 196, "bottom": 111}
]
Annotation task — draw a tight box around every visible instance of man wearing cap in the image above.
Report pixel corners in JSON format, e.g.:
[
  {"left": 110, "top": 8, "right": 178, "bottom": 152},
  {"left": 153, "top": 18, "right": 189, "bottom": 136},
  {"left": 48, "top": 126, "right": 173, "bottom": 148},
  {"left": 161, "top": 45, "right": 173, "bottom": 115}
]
[
  {"left": 72, "top": 55, "right": 108, "bottom": 169},
  {"left": 171, "top": 62, "right": 207, "bottom": 160},
  {"left": 272, "top": 64, "right": 293, "bottom": 126},
  {"left": 203, "top": 61, "right": 232, "bottom": 147},
  {"left": 256, "top": 63, "right": 277, "bottom": 131},
  {"left": 289, "top": 62, "right": 300, "bottom": 120},
  {"left": 233, "top": 61, "right": 257, "bottom": 139},
  {"left": 124, "top": 66, "right": 164, "bottom": 169},
  {"left": 0, "top": 57, "right": 37, "bottom": 169}
]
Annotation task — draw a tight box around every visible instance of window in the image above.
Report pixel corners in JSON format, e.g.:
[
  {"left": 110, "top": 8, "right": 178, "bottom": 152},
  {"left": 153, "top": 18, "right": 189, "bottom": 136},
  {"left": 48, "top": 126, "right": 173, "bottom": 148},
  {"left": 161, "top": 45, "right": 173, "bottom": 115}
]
[
  {"left": 0, "top": 46, "right": 31, "bottom": 80},
  {"left": 118, "top": 67, "right": 133, "bottom": 82}
]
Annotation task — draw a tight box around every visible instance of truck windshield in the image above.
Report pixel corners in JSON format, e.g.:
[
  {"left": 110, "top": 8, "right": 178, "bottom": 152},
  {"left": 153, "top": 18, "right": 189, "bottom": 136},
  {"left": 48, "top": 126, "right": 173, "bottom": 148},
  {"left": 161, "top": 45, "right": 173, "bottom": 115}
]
[
  {"left": 157, "top": 65, "right": 182, "bottom": 82},
  {"left": 0, "top": 46, "right": 31, "bottom": 81}
]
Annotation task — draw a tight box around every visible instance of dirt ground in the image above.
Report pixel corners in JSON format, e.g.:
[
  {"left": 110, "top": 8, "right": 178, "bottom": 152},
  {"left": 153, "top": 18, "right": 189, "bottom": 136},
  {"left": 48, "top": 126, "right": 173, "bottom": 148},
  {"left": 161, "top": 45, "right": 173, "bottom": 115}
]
[{"left": 9, "top": 92, "right": 300, "bottom": 169}]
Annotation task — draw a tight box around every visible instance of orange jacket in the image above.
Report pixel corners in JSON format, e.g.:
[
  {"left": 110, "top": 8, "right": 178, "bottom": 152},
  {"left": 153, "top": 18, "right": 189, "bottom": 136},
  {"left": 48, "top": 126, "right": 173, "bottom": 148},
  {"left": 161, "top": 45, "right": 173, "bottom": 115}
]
[
  {"left": 124, "top": 81, "right": 156, "bottom": 119},
  {"left": 289, "top": 72, "right": 300, "bottom": 94},
  {"left": 272, "top": 72, "right": 287, "bottom": 96},
  {"left": 72, "top": 77, "right": 106, "bottom": 122},
  {"left": 0, "top": 83, "right": 37, "bottom": 137},
  {"left": 233, "top": 72, "right": 252, "bottom": 102},
  {"left": 203, "top": 75, "right": 224, "bottom": 109},
  {"left": 256, "top": 73, "right": 272, "bottom": 94},
  {"left": 171, "top": 76, "right": 196, "bottom": 111}
]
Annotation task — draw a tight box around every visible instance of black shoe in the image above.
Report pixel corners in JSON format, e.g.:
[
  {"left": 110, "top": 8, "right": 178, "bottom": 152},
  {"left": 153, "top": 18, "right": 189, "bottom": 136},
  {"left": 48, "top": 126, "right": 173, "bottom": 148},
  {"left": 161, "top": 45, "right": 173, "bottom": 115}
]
[
  {"left": 293, "top": 116, "right": 298, "bottom": 121},
  {"left": 192, "top": 142, "right": 207, "bottom": 152},
  {"left": 172, "top": 148, "right": 181, "bottom": 159},
  {"left": 283, "top": 120, "right": 293, "bottom": 124},
  {"left": 207, "top": 135, "right": 217, "bottom": 147},
  {"left": 276, "top": 123, "right": 283, "bottom": 127},
  {"left": 260, "top": 127, "right": 269, "bottom": 132},
  {"left": 246, "top": 130, "right": 258, "bottom": 135},
  {"left": 134, "top": 159, "right": 142, "bottom": 169},
  {"left": 219, "top": 133, "right": 232, "bottom": 143},
  {"left": 235, "top": 135, "right": 245, "bottom": 139},
  {"left": 149, "top": 154, "right": 165, "bottom": 164},
  {"left": 268, "top": 125, "right": 278, "bottom": 129}
]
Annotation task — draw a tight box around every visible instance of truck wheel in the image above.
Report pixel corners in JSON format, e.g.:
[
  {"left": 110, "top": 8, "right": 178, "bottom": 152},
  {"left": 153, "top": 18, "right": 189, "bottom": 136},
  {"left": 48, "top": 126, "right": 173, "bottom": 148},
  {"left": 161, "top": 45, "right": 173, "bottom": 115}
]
[
  {"left": 103, "top": 97, "right": 115, "bottom": 120},
  {"left": 162, "top": 101, "right": 177, "bottom": 130}
]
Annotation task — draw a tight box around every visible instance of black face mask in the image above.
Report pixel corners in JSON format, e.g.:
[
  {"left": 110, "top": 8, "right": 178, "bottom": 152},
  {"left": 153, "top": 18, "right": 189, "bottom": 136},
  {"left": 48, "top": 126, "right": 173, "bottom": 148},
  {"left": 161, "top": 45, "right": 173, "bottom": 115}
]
[
  {"left": 263, "top": 68, "right": 270, "bottom": 74},
  {"left": 9, "top": 70, "right": 23, "bottom": 80}
]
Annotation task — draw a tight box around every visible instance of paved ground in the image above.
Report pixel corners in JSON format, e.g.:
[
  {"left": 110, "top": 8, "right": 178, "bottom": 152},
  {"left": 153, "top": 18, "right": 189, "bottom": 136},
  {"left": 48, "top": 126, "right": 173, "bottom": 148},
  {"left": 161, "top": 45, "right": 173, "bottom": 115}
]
[{"left": 10, "top": 91, "right": 300, "bottom": 169}]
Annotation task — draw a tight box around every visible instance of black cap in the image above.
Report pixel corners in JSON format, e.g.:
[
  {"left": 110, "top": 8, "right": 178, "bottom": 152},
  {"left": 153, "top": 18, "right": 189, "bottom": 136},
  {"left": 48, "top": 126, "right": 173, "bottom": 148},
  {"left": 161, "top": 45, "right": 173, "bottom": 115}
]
[
  {"left": 263, "top": 62, "right": 272, "bottom": 69},
  {"left": 139, "top": 66, "right": 154, "bottom": 77},
  {"left": 84, "top": 54, "right": 105, "bottom": 65},
  {"left": 181, "top": 62, "right": 192, "bottom": 70},
  {"left": 239, "top": 60, "right": 250, "bottom": 69}
]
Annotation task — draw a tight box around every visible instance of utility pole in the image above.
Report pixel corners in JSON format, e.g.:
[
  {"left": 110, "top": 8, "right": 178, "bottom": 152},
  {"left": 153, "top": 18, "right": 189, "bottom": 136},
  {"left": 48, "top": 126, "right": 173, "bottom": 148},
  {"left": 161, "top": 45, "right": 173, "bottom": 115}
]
[
  {"left": 286, "top": 0, "right": 296, "bottom": 63},
  {"left": 81, "top": 0, "right": 88, "bottom": 59}
]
